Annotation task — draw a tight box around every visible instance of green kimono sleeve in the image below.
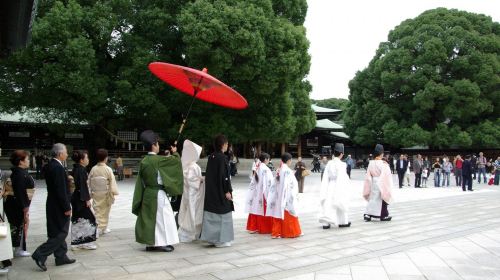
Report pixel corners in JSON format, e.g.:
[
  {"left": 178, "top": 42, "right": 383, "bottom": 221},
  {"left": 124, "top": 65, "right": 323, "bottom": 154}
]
[
  {"left": 158, "top": 152, "right": 184, "bottom": 196},
  {"left": 131, "top": 169, "right": 144, "bottom": 216}
]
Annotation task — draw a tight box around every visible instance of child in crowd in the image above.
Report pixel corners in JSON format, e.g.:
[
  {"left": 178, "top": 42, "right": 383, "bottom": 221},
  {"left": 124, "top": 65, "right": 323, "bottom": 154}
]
[{"left": 421, "top": 168, "right": 429, "bottom": 187}]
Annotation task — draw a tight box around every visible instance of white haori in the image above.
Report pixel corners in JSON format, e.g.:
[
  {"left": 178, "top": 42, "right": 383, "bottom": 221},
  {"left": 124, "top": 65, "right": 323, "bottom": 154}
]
[
  {"left": 318, "top": 157, "right": 351, "bottom": 226},
  {"left": 245, "top": 163, "right": 273, "bottom": 216},
  {"left": 266, "top": 164, "right": 299, "bottom": 219}
]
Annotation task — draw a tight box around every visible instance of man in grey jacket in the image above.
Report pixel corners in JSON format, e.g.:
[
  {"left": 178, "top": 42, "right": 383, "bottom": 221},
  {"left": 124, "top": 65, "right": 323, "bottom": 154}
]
[{"left": 413, "top": 154, "right": 423, "bottom": 188}]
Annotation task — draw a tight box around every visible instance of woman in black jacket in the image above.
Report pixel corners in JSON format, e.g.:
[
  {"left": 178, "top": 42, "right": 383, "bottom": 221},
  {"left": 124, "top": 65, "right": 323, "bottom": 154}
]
[
  {"left": 4, "top": 150, "right": 34, "bottom": 257},
  {"left": 70, "top": 150, "right": 97, "bottom": 250}
]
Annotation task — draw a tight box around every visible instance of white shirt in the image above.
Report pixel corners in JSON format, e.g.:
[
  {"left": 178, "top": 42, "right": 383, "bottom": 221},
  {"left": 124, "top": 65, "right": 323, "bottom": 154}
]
[
  {"left": 147, "top": 152, "right": 163, "bottom": 185},
  {"left": 54, "top": 158, "right": 64, "bottom": 166}
]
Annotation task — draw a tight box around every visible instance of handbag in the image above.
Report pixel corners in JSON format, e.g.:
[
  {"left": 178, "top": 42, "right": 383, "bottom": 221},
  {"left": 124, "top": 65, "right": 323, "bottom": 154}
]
[
  {"left": 67, "top": 175, "right": 76, "bottom": 193},
  {"left": 302, "top": 169, "right": 311, "bottom": 177},
  {"left": 0, "top": 198, "right": 13, "bottom": 261},
  {"left": 0, "top": 205, "right": 8, "bottom": 238}
]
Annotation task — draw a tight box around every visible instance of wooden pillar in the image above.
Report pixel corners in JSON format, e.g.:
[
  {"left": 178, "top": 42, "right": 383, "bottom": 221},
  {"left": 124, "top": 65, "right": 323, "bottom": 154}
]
[
  {"left": 297, "top": 137, "right": 302, "bottom": 158},
  {"left": 257, "top": 142, "right": 262, "bottom": 156},
  {"left": 281, "top": 143, "right": 286, "bottom": 155}
]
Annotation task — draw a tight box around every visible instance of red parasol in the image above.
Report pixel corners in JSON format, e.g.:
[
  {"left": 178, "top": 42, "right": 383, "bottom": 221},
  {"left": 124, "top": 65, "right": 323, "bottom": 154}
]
[{"left": 148, "top": 62, "right": 248, "bottom": 143}]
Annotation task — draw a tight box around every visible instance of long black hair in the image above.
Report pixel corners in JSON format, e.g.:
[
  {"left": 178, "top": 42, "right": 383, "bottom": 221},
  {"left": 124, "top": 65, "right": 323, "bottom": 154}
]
[
  {"left": 276, "top": 153, "right": 293, "bottom": 182},
  {"left": 281, "top": 153, "right": 292, "bottom": 163},
  {"left": 254, "top": 152, "right": 270, "bottom": 183}
]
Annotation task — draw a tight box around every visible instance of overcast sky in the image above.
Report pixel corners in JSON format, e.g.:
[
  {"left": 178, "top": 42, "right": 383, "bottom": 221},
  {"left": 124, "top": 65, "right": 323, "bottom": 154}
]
[{"left": 304, "top": 0, "right": 500, "bottom": 100}]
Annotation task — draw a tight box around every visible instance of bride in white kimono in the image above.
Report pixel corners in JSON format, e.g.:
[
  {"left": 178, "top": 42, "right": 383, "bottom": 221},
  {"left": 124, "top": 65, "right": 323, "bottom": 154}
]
[
  {"left": 178, "top": 140, "right": 205, "bottom": 242},
  {"left": 363, "top": 144, "right": 393, "bottom": 222},
  {"left": 318, "top": 143, "right": 351, "bottom": 229}
]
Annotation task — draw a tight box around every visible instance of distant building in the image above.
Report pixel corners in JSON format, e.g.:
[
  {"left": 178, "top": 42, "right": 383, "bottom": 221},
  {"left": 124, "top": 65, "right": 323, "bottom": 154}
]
[{"left": 288, "top": 104, "right": 351, "bottom": 157}]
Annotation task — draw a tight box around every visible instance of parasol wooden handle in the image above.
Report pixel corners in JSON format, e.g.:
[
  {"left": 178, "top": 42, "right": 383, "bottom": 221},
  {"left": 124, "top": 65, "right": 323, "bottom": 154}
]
[
  {"left": 178, "top": 120, "right": 186, "bottom": 134},
  {"left": 175, "top": 119, "right": 187, "bottom": 146}
]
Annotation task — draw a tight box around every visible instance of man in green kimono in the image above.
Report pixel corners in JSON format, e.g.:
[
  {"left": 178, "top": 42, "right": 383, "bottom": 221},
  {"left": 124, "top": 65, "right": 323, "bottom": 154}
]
[{"left": 132, "top": 130, "right": 183, "bottom": 252}]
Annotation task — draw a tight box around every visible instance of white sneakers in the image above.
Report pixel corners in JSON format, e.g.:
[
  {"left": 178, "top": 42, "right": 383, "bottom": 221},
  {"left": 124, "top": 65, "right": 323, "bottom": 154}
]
[
  {"left": 214, "top": 242, "right": 231, "bottom": 248},
  {"left": 72, "top": 243, "right": 97, "bottom": 250},
  {"left": 99, "top": 228, "right": 111, "bottom": 235},
  {"left": 0, "top": 267, "right": 8, "bottom": 274},
  {"left": 14, "top": 248, "right": 31, "bottom": 257}
]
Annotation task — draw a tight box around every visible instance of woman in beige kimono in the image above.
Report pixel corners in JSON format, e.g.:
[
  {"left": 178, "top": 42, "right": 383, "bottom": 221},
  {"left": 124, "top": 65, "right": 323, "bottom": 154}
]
[{"left": 89, "top": 149, "right": 118, "bottom": 235}]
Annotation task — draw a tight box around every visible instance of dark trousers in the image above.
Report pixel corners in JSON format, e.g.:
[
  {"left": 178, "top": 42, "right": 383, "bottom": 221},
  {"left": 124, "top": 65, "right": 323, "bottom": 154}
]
[
  {"left": 455, "top": 169, "right": 462, "bottom": 186},
  {"left": 298, "top": 178, "right": 305, "bottom": 193},
  {"left": 462, "top": 175, "right": 473, "bottom": 191},
  {"left": 346, "top": 166, "right": 352, "bottom": 178},
  {"left": 397, "top": 172, "right": 404, "bottom": 188},
  {"left": 33, "top": 220, "right": 70, "bottom": 262},
  {"left": 36, "top": 166, "right": 42, "bottom": 179},
  {"left": 414, "top": 172, "right": 422, "bottom": 188}
]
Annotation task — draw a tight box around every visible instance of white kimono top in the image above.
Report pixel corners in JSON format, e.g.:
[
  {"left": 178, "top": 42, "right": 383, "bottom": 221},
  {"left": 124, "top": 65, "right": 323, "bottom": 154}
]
[
  {"left": 245, "top": 162, "right": 273, "bottom": 216},
  {"left": 266, "top": 164, "right": 299, "bottom": 219}
]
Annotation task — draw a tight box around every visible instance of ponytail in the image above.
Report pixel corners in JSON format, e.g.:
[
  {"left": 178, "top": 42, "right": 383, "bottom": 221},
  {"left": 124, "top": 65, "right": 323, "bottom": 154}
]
[{"left": 254, "top": 162, "right": 260, "bottom": 183}]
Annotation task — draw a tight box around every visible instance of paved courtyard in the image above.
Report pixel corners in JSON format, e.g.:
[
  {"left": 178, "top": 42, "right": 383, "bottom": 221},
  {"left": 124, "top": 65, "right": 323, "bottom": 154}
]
[{"left": 4, "top": 168, "right": 500, "bottom": 280}]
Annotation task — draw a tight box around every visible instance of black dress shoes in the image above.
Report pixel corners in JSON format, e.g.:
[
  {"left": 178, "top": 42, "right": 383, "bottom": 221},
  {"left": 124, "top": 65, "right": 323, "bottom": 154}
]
[
  {"left": 165, "top": 245, "right": 174, "bottom": 252},
  {"left": 146, "top": 246, "right": 174, "bottom": 252},
  {"left": 339, "top": 222, "right": 351, "bottom": 228},
  {"left": 55, "top": 258, "right": 76, "bottom": 266},
  {"left": 364, "top": 215, "right": 371, "bottom": 222},
  {"left": 32, "top": 256, "right": 47, "bottom": 272},
  {"left": 381, "top": 216, "right": 392, "bottom": 221},
  {"left": 322, "top": 224, "right": 331, "bottom": 229}
]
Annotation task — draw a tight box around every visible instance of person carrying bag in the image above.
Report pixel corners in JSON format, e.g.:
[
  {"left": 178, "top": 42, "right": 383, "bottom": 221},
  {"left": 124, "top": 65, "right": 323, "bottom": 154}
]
[{"left": 0, "top": 174, "right": 14, "bottom": 274}]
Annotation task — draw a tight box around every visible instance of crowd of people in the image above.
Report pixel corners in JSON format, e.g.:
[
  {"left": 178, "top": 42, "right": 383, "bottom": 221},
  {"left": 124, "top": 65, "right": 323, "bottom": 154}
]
[
  {"left": 0, "top": 145, "right": 119, "bottom": 273},
  {"left": 245, "top": 142, "right": 393, "bottom": 238},
  {"left": 0, "top": 132, "right": 498, "bottom": 274},
  {"left": 394, "top": 153, "right": 500, "bottom": 190}
]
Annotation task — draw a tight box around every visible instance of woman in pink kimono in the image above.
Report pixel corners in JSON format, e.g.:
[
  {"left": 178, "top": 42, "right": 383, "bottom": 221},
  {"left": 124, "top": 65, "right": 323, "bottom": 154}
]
[{"left": 363, "top": 144, "right": 393, "bottom": 222}]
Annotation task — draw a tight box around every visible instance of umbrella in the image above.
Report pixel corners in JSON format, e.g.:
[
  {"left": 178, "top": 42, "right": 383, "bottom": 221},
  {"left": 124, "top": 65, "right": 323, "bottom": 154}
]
[{"left": 148, "top": 62, "right": 248, "bottom": 143}]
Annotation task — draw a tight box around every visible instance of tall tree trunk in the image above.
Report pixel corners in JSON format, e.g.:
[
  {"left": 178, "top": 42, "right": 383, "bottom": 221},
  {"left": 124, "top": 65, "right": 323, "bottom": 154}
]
[{"left": 297, "top": 137, "right": 302, "bottom": 158}]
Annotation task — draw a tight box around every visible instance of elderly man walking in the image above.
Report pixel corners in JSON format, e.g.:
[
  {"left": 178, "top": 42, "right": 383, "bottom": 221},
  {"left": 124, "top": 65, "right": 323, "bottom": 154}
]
[{"left": 32, "top": 143, "right": 75, "bottom": 271}]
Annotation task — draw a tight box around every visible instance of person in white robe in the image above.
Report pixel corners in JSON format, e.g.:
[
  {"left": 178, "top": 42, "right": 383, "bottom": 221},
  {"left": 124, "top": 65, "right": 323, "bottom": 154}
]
[
  {"left": 318, "top": 143, "right": 351, "bottom": 229},
  {"left": 266, "top": 153, "right": 301, "bottom": 238},
  {"left": 178, "top": 140, "right": 205, "bottom": 242},
  {"left": 245, "top": 152, "right": 273, "bottom": 234},
  {"left": 363, "top": 144, "right": 393, "bottom": 222}
]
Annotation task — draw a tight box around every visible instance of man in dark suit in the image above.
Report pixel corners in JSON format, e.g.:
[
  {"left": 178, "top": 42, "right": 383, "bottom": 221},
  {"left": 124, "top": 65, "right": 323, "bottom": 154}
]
[
  {"left": 396, "top": 154, "right": 408, "bottom": 188},
  {"left": 32, "top": 143, "right": 75, "bottom": 271},
  {"left": 413, "top": 154, "right": 423, "bottom": 188},
  {"left": 462, "top": 155, "right": 473, "bottom": 192}
]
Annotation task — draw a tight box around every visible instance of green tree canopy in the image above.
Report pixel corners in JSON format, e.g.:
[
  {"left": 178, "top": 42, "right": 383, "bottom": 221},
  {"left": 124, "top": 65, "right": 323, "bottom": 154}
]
[
  {"left": 0, "top": 0, "right": 315, "bottom": 145},
  {"left": 344, "top": 8, "right": 500, "bottom": 148}
]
